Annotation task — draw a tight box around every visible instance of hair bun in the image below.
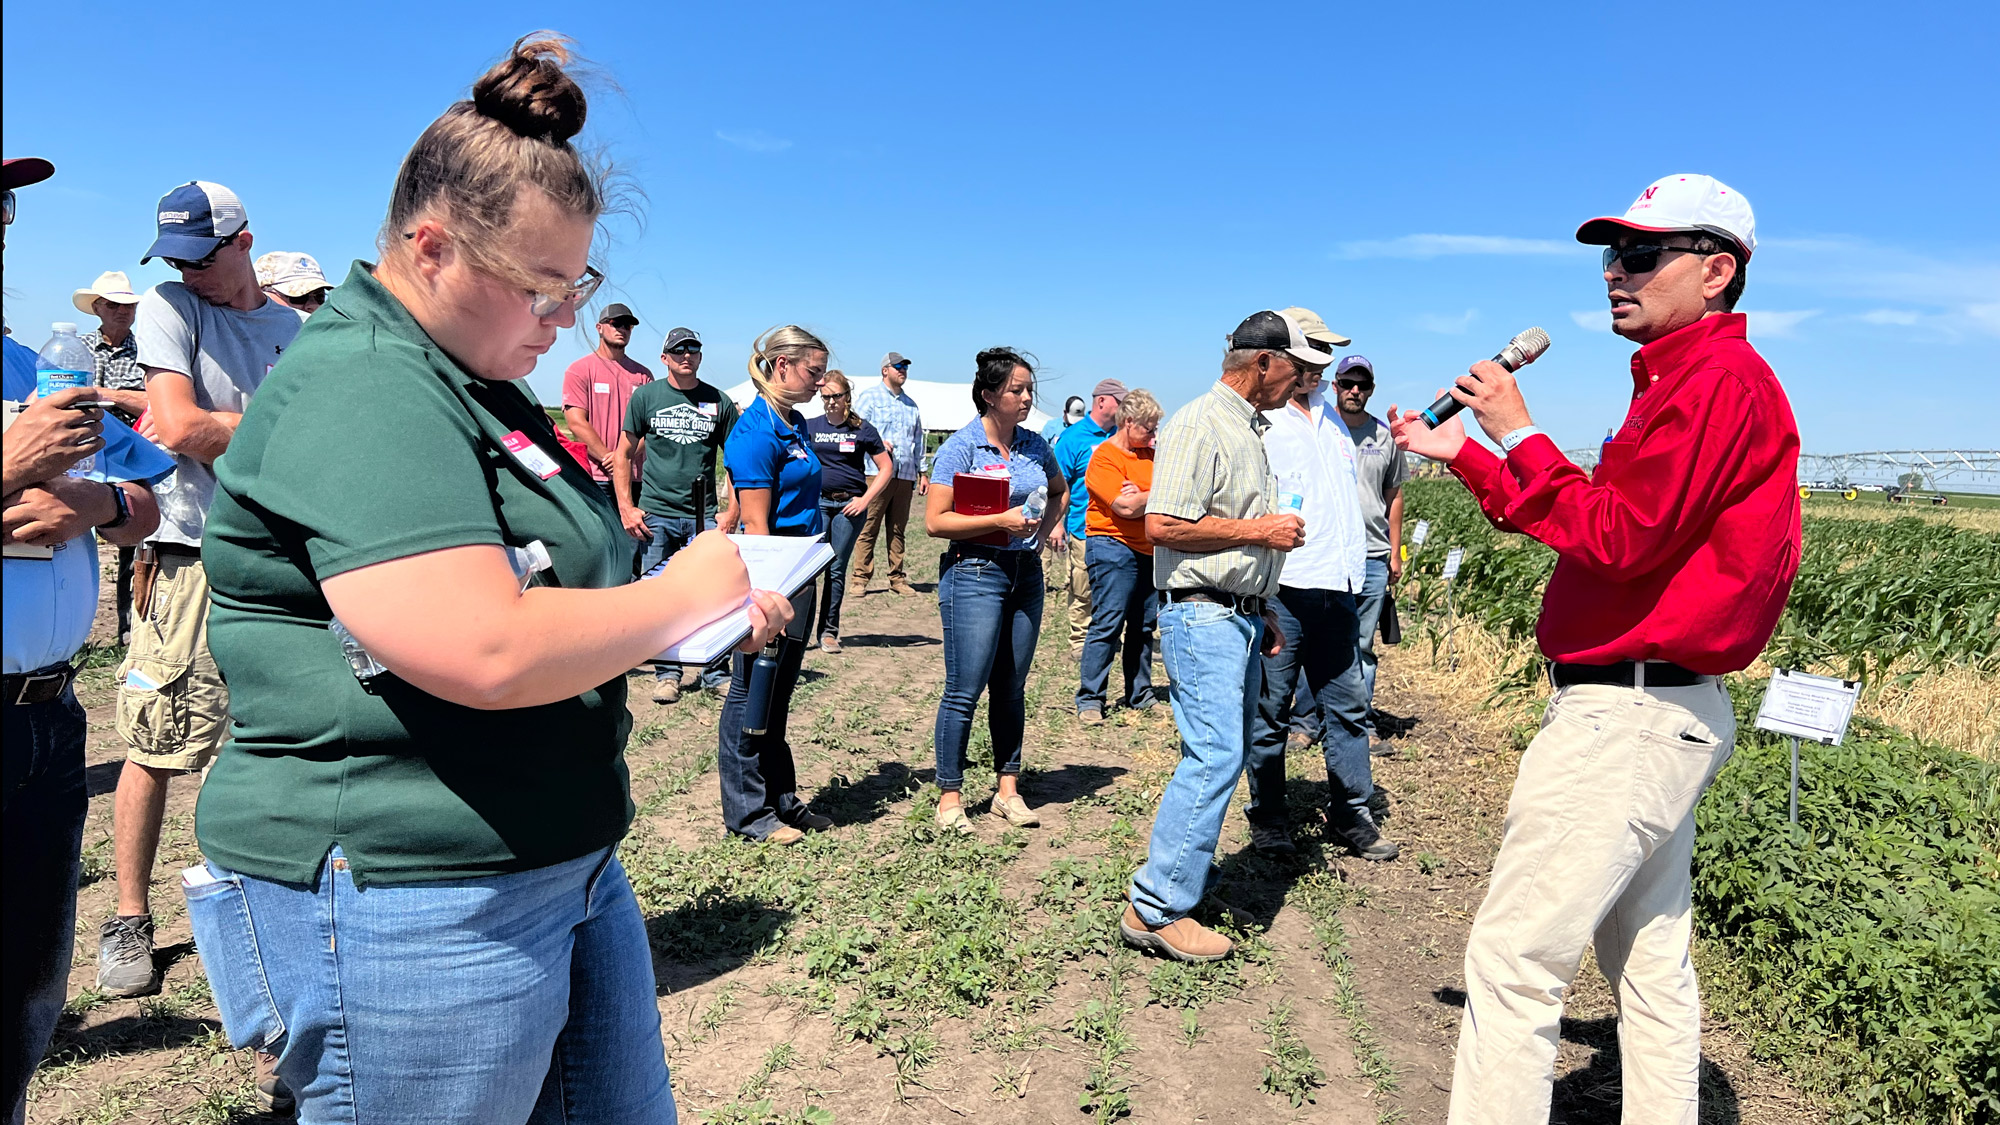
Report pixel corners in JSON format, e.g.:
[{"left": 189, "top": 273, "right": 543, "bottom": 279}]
[{"left": 471, "top": 33, "right": 587, "bottom": 143}]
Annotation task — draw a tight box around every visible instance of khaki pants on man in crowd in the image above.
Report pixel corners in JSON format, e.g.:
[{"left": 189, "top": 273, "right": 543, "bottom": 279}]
[
  {"left": 852, "top": 476, "right": 916, "bottom": 595},
  {"left": 1449, "top": 678, "right": 1737, "bottom": 1125},
  {"left": 1059, "top": 539, "right": 1090, "bottom": 650},
  {"left": 101, "top": 549, "right": 232, "bottom": 998}
]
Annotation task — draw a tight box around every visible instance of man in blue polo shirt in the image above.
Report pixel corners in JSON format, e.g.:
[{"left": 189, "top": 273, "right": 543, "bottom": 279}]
[
  {"left": 1050, "top": 379, "right": 1126, "bottom": 652},
  {"left": 3, "top": 153, "right": 174, "bottom": 1119}
]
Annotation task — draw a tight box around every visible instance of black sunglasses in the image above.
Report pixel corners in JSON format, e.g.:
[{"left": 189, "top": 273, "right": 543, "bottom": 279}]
[
  {"left": 165, "top": 232, "right": 242, "bottom": 272},
  {"left": 1335, "top": 378, "right": 1374, "bottom": 391},
  {"left": 294, "top": 288, "right": 329, "bottom": 308},
  {"left": 665, "top": 345, "right": 702, "bottom": 356},
  {"left": 891, "top": 362, "right": 911, "bottom": 371},
  {"left": 1602, "top": 243, "right": 1706, "bottom": 276}
]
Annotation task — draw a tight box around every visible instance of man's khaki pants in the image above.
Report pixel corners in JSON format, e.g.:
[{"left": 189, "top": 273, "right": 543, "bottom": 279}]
[
  {"left": 1448, "top": 677, "right": 1736, "bottom": 1125},
  {"left": 116, "top": 552, "right": 229, "bottom": 771},
  {"left": 1062, "top": 539, "right": 1090, "bottom": 650},
  {"left": 852, "top": 477, "right": 915, "bottom": 589}
]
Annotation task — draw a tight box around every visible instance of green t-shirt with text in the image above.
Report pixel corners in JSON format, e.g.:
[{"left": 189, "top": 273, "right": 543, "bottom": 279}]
[
  {"left": 196, "top": 263, "right": 634, "bottom": 886},
  {"left": 623, "top": 378, "right": 738, "bottom": 518}
]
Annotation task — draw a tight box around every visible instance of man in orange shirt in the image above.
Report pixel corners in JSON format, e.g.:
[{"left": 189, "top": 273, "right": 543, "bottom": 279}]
[{"left": 1075, "top": 389, "right": 1163, "bottom": 723}]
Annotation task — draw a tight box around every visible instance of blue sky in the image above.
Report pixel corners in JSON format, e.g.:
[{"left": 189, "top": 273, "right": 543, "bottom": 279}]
[{"left": 5, "top": 1, "right": 1995, "bottom": 454}]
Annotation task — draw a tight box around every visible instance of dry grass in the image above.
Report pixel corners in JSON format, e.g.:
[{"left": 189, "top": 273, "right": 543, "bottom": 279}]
[
  {"left": 1407, "top": 620, "right": 1998, "bottom": 760},
  {"left": 1800, "top": 496, "right": 2000, "bottom": 532}
]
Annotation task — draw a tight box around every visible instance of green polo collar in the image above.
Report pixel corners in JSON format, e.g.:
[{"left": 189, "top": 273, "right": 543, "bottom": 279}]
[{"left": 326, "top": 261, "right": 480, "bottom": 388}]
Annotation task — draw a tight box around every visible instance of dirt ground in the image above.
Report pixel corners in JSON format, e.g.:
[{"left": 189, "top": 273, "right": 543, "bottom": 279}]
[{"left": 27, "top": 526, "right": 1826, "bottom": 1124}]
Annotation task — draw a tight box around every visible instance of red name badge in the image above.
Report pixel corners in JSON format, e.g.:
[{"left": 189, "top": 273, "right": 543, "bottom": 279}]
[{"left": 502, "top": 431, "right": 564, "bottom": 480}]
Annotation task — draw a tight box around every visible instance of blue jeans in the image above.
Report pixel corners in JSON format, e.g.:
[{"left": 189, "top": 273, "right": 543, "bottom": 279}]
[
  {"left": 933, "top": 549, "right": 1044, "bottom": 791},
  {"left": 717, "top": 582, "right": 817, "bottom": 839},
  {"left": 184, "top": 846, "right": 674, "bottom": 1125},
  {"left": 1075, "top": 536, "right": 1158, "bottom": 714},
  {"left": 640, "top": 514, "right": 724, "bottom": 686},
  {"left": 1247, "top": 586, "right": 1376, "bottom": 829},
  {"left": 1129, "top": 601, "right": 1262, "bottom": 926},
  {"left": 3, "top": 689, "right": 87, "bottom": 1125},
  {"left": 1353, "top": 557, "right": 1391, "bottom": 714},
  {"left": 815, "top": 499, "right": 865, "bottom": 640}
]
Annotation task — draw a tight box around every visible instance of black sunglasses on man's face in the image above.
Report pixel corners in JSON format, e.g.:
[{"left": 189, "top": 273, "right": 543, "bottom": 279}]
[
  {"left": 1602, "top": 243, "right": 1707, "bottom": 276},
  {"left": 891, "top": 362, "right": 911, "bottom": 371},
  {"left": 665, "top": 345, "right": 702, "bottom": 356},
  {"left": 165, "top": 232, "right": 241, "bottom": 272},
  {"left": 1336, "top": 378, "right": 1373, "bottom": 392}
]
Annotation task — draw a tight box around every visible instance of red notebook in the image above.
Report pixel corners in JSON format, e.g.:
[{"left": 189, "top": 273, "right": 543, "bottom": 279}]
[{"left": 952, "top": 472, "right": 1013, "bottom": 547}]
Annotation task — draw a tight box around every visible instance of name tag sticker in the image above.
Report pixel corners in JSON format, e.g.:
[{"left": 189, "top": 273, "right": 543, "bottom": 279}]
[
  {"left": 698, "top": 402, "right": 718, "bottom": 416},
  {"left": 839, "top": 440, "right": 857, "bottom": 453},
  {"left": 593, "top": 382, "right": 611, "bottom": 394},
  {"left": 502, "top": 430, "right": 564, "bottom": 480}
]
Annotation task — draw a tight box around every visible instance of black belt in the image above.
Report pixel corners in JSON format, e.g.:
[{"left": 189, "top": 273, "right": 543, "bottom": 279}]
[
  {"left": 824, "top": 490, "right": 857, "bottom": 502},
  {"left": 4, "top": 662, "right": 76, "bottom": 706},
  {"left": 1166, "top": 587, "right": 1266, "bottom": 617},
  {"left": 945, "top": 541, "right": 1034, "bottom": 566},
  {"left": 153, "top": 542, "right": 201, "bottom": 560},
  {"left": 1549, "top": 660, "right": 1707, "bottom": 689}
]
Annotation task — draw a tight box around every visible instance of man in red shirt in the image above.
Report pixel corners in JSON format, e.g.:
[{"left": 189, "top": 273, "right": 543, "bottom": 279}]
[
  {"left": 1391, "top": 174, "right": 1801, "bottom": 1125},
  {"left": 562, "top": 303, "right": 652, "bottom": 505}
]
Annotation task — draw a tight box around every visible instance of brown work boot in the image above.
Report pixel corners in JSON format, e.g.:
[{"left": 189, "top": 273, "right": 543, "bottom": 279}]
[
  {"left": 767, "top": 825, "right": 806, "bottom": 846},
  {"left": 889, "top": 581, "right": 917, "bottom": 596},
  {"left": 1119, "top": 904, "right": 1233, "bottom": 962},
  {"left": 650, "top": 679, "right": 681, "bottom": 705}
]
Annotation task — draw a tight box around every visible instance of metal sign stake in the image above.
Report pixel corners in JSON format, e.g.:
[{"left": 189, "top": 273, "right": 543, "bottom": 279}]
[{"left": 1789, "top": 736, "right": 1800, "bottom": 825}]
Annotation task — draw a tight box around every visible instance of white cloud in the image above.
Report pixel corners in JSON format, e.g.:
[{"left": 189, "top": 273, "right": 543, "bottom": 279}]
[
  {"left": 1859, "top": 309, "right": 1923, "bottom": 326},
  {"left": 1335, "top": 234, "right": 1586, "bottom": 260},
  {"left": 715, "top": 129, "right": 793, "bottom": 153},
  {"left": 1414, "top": 308, "right": 1479, "bottom": 335},
  {"left": 1569, "top": 310, "right": 1612, "bottom": 333},
  {"left": 1741, "top": 309, "right": 1822, "bottom": 339}
]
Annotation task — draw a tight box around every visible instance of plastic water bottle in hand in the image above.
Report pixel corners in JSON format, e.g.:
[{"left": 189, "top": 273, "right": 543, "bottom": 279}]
[
  {"left": 330, "top": 541, "right": 553, "bottom": 686},
  {"left": 1279, "top": 470, "right": 1306, "bottom": 516},
  {"left": 35, "top": 323, "right": 102, "bottom": 478},
  {"left": 1021, "top": 485, "right": 1048, "bottom": 524}
]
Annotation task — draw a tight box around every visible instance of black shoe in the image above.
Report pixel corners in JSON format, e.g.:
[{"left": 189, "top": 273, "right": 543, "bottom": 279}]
[
  {"left": 1331, "top": 808, "right": 1399, "bottom": 862},
  {"left": 1367, "top": 784, "right": 1392, "bottom": 821}
]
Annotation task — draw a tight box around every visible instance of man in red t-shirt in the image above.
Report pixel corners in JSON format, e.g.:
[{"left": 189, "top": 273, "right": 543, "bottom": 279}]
[
  {"left": 1392, "top": 174, "right": 1801, "bottom": 1125},
  {"left": 562, "top": 303, "right": 652, "bottom": 503}
]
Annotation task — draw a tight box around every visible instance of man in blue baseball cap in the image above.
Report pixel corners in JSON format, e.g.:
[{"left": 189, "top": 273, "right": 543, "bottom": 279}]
[{"left": 101, "top": 181, "right": 303, "bottom": 1015}]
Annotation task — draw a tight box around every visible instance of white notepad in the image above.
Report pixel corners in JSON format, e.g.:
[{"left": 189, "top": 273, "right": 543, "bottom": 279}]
[{"left": 644, "top": 533, "right": 834, "bottom": 664}]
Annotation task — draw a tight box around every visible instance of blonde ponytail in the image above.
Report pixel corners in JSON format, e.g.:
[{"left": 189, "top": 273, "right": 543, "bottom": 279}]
[{"left": 748, "top": 325, "right": 828, "bottom": 405}]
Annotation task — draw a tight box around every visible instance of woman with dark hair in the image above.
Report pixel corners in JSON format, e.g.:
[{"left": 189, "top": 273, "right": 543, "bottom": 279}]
[
  {"left": 183, "top": 35, "right": 789, "bottom": 1122},
  {"left": 923, "top": 348, "right": 1067, "bottom": 832},
  {"left": 803, "top": 369, "right": 891, "bottom": 652}
]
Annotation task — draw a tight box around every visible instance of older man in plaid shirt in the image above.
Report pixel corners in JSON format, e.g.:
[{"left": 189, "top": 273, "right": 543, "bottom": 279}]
[
  {"left": 851, "top": 352, "right": 928, "bottom": 596},
  {"left": 1120, "top": 310, "right": 1326, "bottom": 964}
]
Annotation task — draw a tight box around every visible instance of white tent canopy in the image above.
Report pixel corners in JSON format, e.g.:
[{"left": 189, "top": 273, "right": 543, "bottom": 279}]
[{"left": 722, "top": 376, "right": 1054, "bottom": 435}]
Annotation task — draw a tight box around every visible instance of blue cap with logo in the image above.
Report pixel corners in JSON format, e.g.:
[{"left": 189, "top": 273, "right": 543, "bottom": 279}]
[
  {"left": 141, "top": 181, "right": 248, "bottom": 264},
  {"left": 1335, "top": 355, "right": 1374, "bottom": 379}
]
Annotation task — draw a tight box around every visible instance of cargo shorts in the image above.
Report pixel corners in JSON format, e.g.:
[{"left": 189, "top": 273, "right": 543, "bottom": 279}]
[{"left": 116, "top": 551, "right": 229, "bottom": 771}]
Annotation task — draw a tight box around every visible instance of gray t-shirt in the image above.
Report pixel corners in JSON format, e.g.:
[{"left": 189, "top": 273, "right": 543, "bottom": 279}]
[
  {"left": 135, "top": 283, "right": 305, "bottom": 546},
  {"left": 1345, "top": 412, "right": 1409, "bottom": 558}
]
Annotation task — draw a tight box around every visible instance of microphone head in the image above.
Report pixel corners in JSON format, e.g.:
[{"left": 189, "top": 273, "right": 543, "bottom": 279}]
[{"left": 1502, "top": 327, "right": 1552, "bottom": 369}]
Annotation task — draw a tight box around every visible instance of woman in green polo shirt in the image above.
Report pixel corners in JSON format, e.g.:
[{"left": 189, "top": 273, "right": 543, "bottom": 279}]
[{"left": 180, "top": 37, "right": 788, "bottom": 1124}]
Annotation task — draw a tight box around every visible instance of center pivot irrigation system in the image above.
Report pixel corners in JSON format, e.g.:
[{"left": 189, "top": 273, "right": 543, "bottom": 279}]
[{"left": 1555, "top": 448, "right": 2000, "bottom": 504}]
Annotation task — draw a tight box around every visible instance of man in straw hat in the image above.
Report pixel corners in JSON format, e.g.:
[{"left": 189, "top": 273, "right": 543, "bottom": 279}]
[{"left": 73, "top": 271, "right": 148, "bottom": 419}]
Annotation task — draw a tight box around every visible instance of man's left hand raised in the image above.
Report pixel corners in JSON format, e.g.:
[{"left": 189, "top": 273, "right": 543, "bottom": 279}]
[{"left": 1451, "top": 360, "right": 1534, "bottom": 443}]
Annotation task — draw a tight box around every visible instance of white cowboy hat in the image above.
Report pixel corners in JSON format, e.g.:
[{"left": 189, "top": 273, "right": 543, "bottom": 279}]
[{"left": 73, "top": 270, "right": 142, "bottom": 316}]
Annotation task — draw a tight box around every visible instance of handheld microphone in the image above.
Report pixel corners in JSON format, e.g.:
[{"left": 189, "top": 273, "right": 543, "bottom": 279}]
[{"left": 1419, "top": 327, "right": 1551, "bottom": 428}]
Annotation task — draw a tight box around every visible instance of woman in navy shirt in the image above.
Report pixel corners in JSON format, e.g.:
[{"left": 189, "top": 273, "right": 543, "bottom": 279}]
[
  {"left": 922, "top": 348, "right": 1067, "bottom": 834},
  {"left": 718, "top": 325, "right": 831, "bottom": 844},
  {"left": 802, "top": 370, "right": 890, "bottom": 652}
]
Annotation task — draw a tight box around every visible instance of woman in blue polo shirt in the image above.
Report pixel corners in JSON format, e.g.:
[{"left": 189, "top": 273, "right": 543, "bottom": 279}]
[
  {"left": 922, "top": 347, "right": 1067, "bottom": 833},
  {"left": 717, "top": 325, "right": 833, "bottom": 844}
]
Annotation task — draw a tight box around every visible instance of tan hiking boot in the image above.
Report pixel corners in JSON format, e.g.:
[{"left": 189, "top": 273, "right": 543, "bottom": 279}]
[
  {"left": 767, "top": 825, "right": 806, "bottom": 846},
  {"left": 889, "top": 581, "right": 917, "bottom": 596},
  {"left": 650, "top": 679, "right": 681, "bottom": 705},
  {"left": 1119, "top": 904, "right": 1233, "bottom": 962},
  {"left": 990, "top": 794, "right": 1040, "bottom": 827},
  {"left": 820, "top": 634, "right": 842, "bottom": 654}
]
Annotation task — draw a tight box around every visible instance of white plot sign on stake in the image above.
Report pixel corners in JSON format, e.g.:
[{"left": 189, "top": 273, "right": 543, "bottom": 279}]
[
  {"left": 1411, "top": 519, "right": 1431, "bottom": 548},
  {"left": 1440, "top": 546, "right": 1464, "bottom": 582},
  {"left": 1754, "top": 668, "right": 1860, "bottom": 826}
]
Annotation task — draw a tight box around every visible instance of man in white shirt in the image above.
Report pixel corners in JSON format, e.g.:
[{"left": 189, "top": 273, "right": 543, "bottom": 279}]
[{"left": 1243, "top": 307, "right": 1398, "bottom": 861}]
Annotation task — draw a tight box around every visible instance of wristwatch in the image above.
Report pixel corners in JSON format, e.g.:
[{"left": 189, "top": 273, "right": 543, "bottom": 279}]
[
  {"left": 1500, "top": 425, "right": 1545, "bottom": 453},
  {"left": 98, "top": 481, "right": 132, "bottom": 529}
]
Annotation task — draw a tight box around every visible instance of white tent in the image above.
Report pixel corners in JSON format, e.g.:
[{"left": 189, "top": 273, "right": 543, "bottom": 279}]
[{"left": 722, "top": 376, "right": 1054, "bottom": 435}]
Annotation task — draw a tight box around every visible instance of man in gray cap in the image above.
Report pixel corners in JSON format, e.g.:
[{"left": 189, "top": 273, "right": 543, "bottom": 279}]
[
  {"left": 1052, "top": 378, "right": 1129, "bottom": 660},
  {"left": 562, "top": 302, "right": 651, "bottom": 505},
  {"left": 852, "top": 351, "right": 926, "bottom": 596}
]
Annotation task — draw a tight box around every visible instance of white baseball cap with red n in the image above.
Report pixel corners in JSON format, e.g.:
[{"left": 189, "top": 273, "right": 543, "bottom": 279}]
[{"left": 1575, "top": 173, "right": 1757, "bottom": 259}]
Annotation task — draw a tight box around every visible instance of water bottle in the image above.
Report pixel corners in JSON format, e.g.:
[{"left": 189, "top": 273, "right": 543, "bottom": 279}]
[
  {"left": 35, "top": 323, "right": 103, "bottom": 478},
  {"left": 1021, "top": 485, "right": 1048, "bottom": 524},
  {"left": 331, "top": 541, "right": 552, "bottom": 687},
  {"left": 1279, "top": 470, "right": 1306, "bottom": 515}
]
